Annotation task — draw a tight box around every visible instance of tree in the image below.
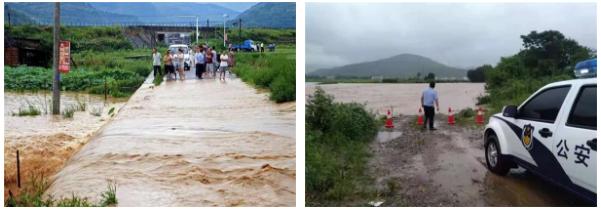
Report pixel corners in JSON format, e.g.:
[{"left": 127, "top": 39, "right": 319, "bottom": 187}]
[
  {"left": 467, "top": 65, "right": 491, "bottom": 82},
  {"left": 519, "top": 30, "right": 592, "bottom": 76},
  {"left": 424, "top": 72, "right": 435, "bottom": 81}
]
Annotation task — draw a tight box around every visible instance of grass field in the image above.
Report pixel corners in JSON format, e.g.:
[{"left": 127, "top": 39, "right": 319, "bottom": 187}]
[{"left": 233, "top": 45, "right": 296, "bottom": 103}]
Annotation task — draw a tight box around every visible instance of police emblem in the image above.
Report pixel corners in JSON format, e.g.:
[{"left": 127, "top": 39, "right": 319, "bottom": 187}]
[{"left": 522, "top": 124, "right": 534, "bottom": 150}]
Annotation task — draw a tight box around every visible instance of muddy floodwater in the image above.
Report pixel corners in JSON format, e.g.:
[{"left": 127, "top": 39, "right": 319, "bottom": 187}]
[
  {"left": 368, "top": 116, "right": 591, "bottom": 206},
  {"left": 4, "top": 91, "right": 126, "bottom": 198},
  {"left": 44, "top": 73, "right": 296, "bottom": 206},
  {"left": 306, "top": 83, "right": 485, "bottom": 115}
]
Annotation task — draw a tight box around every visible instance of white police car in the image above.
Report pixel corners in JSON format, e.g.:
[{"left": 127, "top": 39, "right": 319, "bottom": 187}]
[{"left": 484, "top": 58, "right": 596, "bottom": 203}]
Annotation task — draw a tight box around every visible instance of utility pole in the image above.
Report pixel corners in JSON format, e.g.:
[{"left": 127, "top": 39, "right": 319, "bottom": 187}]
[
  {"left": 223, "top": 14, "right": 228, "bottom": 48},
  {"left": 206, "top": 19, "right": 209, "bottom": 45},
  {"left": 238, "top": 18, "right": 242, "bottom": 43},
  {"left": 195, "top": 16, "right": 199, "bottom": 44},
  {"left": 52, "top": 2, "right": 60, "bottom": 115}
]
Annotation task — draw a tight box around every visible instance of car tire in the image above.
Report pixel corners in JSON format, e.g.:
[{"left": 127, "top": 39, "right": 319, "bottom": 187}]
[{"left": 485, "top": 132, "right": 511, "bottom": 175}]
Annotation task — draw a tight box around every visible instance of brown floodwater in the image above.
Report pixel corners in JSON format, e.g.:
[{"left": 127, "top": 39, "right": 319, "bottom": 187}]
[
  {"left": 44, "top": 73, "right": 296, "bottom": 206},
  {"left": 306, "top": 83, "right": 485, "bottom": 115},
  {"left": 4, "top": 91, "right": 126, "bottom": 199}
]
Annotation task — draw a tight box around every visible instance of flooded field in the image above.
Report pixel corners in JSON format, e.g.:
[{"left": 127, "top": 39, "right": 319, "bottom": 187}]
[
  {"left": 44, "top": 72, "right": 296, "bottom": 206},
  {"left": 4, "top": 91, "right": 126, "bottom": 199},
  {"left": 306, "top": 83, "right": 485, "bottom": 115},
  {"left": 368, "top": 115, "right": 591, "bottom": 206}
]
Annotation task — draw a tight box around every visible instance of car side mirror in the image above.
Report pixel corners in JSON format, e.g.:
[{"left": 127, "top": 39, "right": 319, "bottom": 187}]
[{"left": 502, "top": 105, "right": 518, "bottom": 118}]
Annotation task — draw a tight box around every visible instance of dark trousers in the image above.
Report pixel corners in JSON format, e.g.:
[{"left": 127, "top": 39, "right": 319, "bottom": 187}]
[
  {"left": 423, "top": 105, "right": 435, "bottom": 129},
  {"left": 153, "top": 65, "right": 161, "bottom": 77},
  {"left": 196, "top": 63, "right": 205, "bottom": 78}
]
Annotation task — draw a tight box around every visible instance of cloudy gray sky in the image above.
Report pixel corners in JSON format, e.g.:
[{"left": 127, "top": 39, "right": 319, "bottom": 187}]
[{"left": 306, "top": 3, "right": 597, "bottom": 72}]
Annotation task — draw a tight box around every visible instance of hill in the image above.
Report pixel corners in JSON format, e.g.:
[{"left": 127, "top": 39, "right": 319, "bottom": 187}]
[
  {"left": 308, "top": 53, "right": 467, "bottom": 79},
  {"left": 4, "top": 2, "right": 140, "bottom": 25},
  {"left": 230, "top": 2, "right": 296, "bottom": 28},
  {"left": 90, "top": 2, "right": 241, "bottom": 25}
]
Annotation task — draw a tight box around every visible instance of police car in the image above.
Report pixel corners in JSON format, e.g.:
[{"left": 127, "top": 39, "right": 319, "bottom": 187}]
[{"left": 484, "top": 58, "right": 596, "bottom": 203}]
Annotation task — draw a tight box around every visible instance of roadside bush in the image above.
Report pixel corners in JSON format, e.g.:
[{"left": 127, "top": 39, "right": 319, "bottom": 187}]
[
  {"left": 233, "top": 46, "right": 295, "bottom": 103},
  {"left": 306, "top": 88, "right": 379, "bottom": 205}
]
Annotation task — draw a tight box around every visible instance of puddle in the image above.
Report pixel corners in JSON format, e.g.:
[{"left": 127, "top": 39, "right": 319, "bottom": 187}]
[
  {"left": 44, "top": 70, "right": 296, "bottom": 206},
  {"left": 376, "top": 131, "right": 403, "bottom": 143}
]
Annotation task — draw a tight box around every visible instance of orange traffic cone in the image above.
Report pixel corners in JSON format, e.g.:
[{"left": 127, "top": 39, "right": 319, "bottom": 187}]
[
  {"left": 385, "top": 108, "right": 394, "bottom": 128},
  {"left": 448, "top": 107, "right": 455, "bottom": 125},
  {"left": 476, "top": 107, "right": 485, "bottom": 125},
  {"left": 417, "top": 107, "right": 424, "bottom": 126}
]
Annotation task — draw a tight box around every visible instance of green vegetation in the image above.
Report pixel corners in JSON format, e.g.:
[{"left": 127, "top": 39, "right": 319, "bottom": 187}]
[
  {"left": 7, "top": 25, "right": 132, "bottom": 58},
  {"left": 5, "top": 25, "right": 150, "bottom": 98},
  {"left": 5, "top": 173, "right": 118, "bottom": 207},
  {"left": 479, "top": 30, "right": 595, "bottom": 114},
  {"left": 62, "top": 105, "right": 76, "bottom": 118},
  {"left": 306, "top": 88, "right": 379, "bottom": 206},
  {"left": 233, "top": 45, "right": 295, "bottom": 103},
  {"left": 5, "top": 66, "right": 146, "bottom": 98},
  {"left": 13, "top": 104, "right": 41, "bottom": 116}
]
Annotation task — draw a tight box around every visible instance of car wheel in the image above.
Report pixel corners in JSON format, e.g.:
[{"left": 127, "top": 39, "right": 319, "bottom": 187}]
[{"left": 485, "top": 132, "right": 511, "bottom": 175}]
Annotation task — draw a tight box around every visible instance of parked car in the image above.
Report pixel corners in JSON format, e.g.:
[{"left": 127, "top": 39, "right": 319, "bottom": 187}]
[
  {"left": 484, "top": 59, "right": 597, "bottom": 203},
  {"left": 231, "top": 40, "right": 257, "bottom": 52}
]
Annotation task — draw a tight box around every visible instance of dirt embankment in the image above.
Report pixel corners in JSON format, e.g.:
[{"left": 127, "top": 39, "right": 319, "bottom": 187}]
[{"left": 368, "top": 115, "right": 591, "bottom": 206}]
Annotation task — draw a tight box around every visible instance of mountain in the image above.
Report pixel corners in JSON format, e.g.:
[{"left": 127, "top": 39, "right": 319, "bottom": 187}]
[
  {"left": 213, "top": 2, "right": 258, "bottom": 12},
  {"left": 90, "top": 2, "right": 241, "bottom": 25},
  {"left": 230, "top": 2, "right": 295, "bottom": 28},
  {"left": 4, "top": 2, "right": 141, "bottom": 25},
  {"left": 308, "top": 54, "right": 468, "bottom": 79}
]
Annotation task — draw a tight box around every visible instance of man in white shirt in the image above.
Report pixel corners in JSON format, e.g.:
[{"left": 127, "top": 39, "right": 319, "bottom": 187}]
[
  {"left": 421, "top": 81, "right": 440, "bottom": 130},
  {"left": 152, "top": 48, "right": 161, "bottom": 77}
]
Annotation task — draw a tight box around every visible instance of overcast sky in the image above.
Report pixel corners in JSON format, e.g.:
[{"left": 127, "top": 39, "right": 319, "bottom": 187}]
[{"left": 306, "top": 3, "right": 597, "bottom": 72}]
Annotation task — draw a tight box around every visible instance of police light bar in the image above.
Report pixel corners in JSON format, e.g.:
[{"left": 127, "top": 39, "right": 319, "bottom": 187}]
[{"left": 574, "top": 58, "right": 596, "bottom": 78}]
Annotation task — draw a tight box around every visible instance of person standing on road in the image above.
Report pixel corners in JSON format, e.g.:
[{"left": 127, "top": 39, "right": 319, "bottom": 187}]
[
  {"left": 218, "top": 51, "right": 229, "bottom": 81},
  {"left": 205, "top": 47, "right": 214, "bottom": 78},
  {"left": 152, "top": 48, "right": 161, "bottom": 78},
  {"left": 184, "top": 48, "right": 192, "bottom": 72},
  {"left": 176, "top": 49, "right": 186, "bottom": 81},
  {"left": 227, "top": 50, "right": 235, "bottom": 74},
  {"left": 211, "top": 47, "right": 219, "bottom": 78},
  {"left": 195, "top": 46, "right": 205, "bottom": 79},
  {"left": 163, "top": 50, "right": 173, "bottom": 80},
  {"left": 421, "top": 81, "right": 439, "bottom": 130}
]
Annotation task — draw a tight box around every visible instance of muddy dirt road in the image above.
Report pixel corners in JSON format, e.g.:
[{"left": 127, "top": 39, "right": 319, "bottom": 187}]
[
  {"left": 368, "top": 115, "right": 591, "bottom": 206},
  {"left": 4, "top": 92, "right": 125, "bottom": 199},
  {"left": 305, "top": 83, "right": 485, "bottom": 115},
  {"left": 44, "top": 71, "right": 296, "bottom": 206}
]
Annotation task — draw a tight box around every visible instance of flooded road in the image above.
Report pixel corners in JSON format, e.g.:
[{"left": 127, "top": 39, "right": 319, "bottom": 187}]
[
  {"left": 305, "top": 83, "right": 485, "bottom": 115},
  {"left": 44, "top": 72, "right": 296, "bottom": 206},
  {"left": 368, "top": 115, "right": 592, "bottom": 206},
  {"left": 4, "top": 92, "right": 126, "bottom": 198}
]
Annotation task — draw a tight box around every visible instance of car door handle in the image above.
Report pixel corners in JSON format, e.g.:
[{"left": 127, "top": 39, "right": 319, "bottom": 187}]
[
  {"left": 538, "top": 128, "right": 553, "bottom": 138},
  {"left": 586, "top": 138, "right": 596, "bottom": 151}
]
